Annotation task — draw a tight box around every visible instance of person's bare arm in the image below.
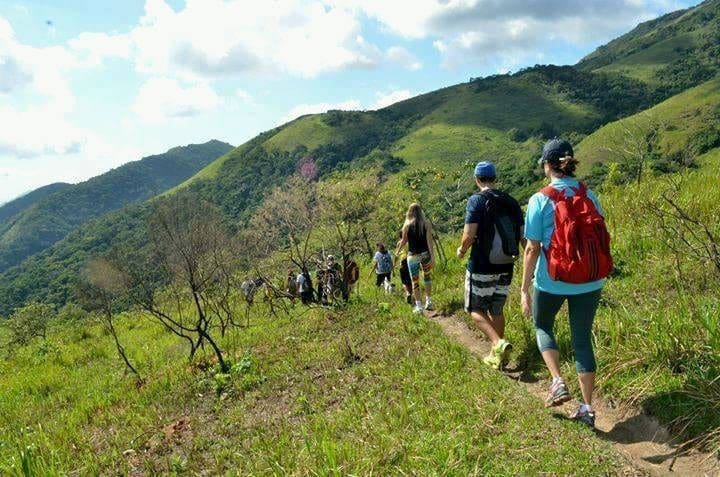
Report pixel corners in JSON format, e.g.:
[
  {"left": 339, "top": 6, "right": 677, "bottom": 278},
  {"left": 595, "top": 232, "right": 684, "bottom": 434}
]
[
  {"left": 457, "top": 222, "right": 477, "bottom": 258},
  {"left": 426, "top": 223, "right": 435, "bottom": 263},
  {"left": 395, "top": 226, "right": 408, "bottom": 256},
  {"left": 521, "top": 239, "right": 542, "bottom": 317}
]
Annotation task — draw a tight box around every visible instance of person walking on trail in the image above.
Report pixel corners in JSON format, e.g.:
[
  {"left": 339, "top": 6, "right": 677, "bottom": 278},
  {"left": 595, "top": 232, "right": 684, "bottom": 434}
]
[
  {"left": 520, "top": 138, "right": 613, "bottom": 429},
  {"left": 286, "top": 269, "right": 298, "bottom": 303},
  {"left": 395, "top": 235, "right": 413, "bottom": 304},
  {"left": 457, "top": 161, "right": 524, "bottom": 370},
  {"left": 396, "top": 203, "right": 435, "bottom": 314},
  {"left": 370, "top": 243, "right": 393, "bottom": 288},
  {"left": 296, "top": 269, "right": 313, "bottom": 305}
]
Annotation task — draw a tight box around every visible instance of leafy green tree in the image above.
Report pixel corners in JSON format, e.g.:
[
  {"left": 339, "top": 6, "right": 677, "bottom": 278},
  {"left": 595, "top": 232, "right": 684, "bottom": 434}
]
[{"left": 5, "top": 302, "right": 54, "bottom": 347}]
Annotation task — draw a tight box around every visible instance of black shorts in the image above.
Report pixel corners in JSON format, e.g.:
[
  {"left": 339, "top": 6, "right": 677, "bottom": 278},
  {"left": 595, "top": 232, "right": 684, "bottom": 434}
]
[
  {"left": 400, "top": 259, "right": 411, "bottom": 286},
  {"left": 464, "top": 270, "right": 512, "bottom": 315},
  {"left": 376, "top": 272, "right": 392, "bottom": 287}
]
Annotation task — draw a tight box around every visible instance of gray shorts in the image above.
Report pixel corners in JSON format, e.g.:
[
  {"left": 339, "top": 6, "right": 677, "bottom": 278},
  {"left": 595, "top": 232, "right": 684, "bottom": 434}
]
[{"left": 464, "top": 270, "right": 512, "bottom": 315}]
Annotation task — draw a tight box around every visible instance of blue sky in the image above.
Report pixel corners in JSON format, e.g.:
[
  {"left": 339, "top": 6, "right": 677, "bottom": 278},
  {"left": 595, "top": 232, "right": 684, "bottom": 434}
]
[{"left": 0, "top": 0, "right": 700, "bottom": 203}]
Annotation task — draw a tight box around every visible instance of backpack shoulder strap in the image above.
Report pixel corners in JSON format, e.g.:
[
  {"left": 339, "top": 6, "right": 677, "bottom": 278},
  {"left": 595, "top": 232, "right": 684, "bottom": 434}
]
[
  {"left": 576, "top": 181, "right": 588, "bottom": 197},
  {"left": 540, "top": 185, "right": 565, "bottom": 203}
]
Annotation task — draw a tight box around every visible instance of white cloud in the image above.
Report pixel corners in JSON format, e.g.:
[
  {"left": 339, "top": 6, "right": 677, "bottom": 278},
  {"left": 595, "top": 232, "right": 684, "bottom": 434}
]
[
  {"left": 281, "top": 99, "right": 362, "bottom": 123},
  {"left": 385, "top": 46, "right": 422, "bottom": 70},
  {"left": 335, "top": 0, "right": 684, "bottom": 68},
  {"left": 372, "top": 89, "right": 413, "bottom": 109},
  {"left": 0, "top": 16, "right": 90, "bottom": 159},
  {"left": 117, "top": 0, "right": 382, "bottom": 79},
  {"left": 236, "top": 89, "right": 252, "bottom": 101},
  {"left": 68, "top": 32, "right": 132, "bottom": 66},
  {"left": 132, "top": 77, "right": 221, "bottom": 124}
]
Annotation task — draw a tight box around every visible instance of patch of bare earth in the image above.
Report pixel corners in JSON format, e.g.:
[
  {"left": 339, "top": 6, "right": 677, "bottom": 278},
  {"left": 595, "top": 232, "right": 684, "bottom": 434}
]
[{"left": 426, "top": 311, "right": 720, "bottom": 477}]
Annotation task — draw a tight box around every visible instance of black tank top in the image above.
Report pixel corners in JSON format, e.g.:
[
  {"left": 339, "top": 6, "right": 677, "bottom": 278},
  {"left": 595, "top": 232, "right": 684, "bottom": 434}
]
[{"left": 407, "top": 222, "right": 429, "bottom": 254}]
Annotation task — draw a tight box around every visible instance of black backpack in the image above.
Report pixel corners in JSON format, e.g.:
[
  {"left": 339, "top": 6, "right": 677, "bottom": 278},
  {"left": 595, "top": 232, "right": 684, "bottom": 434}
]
[{"left": 477, "top": 190, "right": 521, "bottom": 264}]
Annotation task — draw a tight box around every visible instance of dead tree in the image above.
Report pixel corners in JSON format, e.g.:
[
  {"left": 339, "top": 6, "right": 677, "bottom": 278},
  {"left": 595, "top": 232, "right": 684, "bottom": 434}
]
[
  {"left": 108, "top": 193, "right": 238, "bottom": 372},
  {"left": 647, "top": 180, "right": 720, "bottom": 278},
  {"left": 77, "top": 258, "right": 142, "bottom": 380}
]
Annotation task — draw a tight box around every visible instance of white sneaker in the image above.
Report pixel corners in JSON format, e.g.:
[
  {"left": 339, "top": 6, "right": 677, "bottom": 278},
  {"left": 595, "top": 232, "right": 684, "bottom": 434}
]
[
  {"left": 424, "top": 298, "right": 434, "bottom": 311},
  {"left": 412, "top": 304, "right": 424, "bottom": 314}
]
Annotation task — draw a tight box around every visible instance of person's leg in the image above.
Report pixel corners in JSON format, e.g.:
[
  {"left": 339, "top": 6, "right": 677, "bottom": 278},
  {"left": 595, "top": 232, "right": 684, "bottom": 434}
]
[
  {"left": 567, "top": 289, "right": 602, "bottom": 406},
  {"left": 422, "top": 253, "right": 433, "bottom": 299},
  {"left": 465, "top": 272, "right": 502, "bottom": 344},
  {"left": 533, "top": 289, "right": 566, "bottom": 379},
  {"left": 487, "top": 271, "right": 512, "bottom": 339},
  {"left": 407, "top": 255, "right": 423, "bottom": 306}
]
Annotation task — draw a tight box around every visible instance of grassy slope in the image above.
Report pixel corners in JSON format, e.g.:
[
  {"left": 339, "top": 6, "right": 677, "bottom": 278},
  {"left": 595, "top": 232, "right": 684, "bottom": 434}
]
[
  {"left": 2, "top": 152, "right": 718, "bottom": 473},
  {"left": 0, "top": 277, "right": 618, "bottom": 475},
  {"left": 578, "top": 1, "right": 706, "bottom": 73},
  {"left": 576, "top": 76, "right": 720, "bottom": 173}
]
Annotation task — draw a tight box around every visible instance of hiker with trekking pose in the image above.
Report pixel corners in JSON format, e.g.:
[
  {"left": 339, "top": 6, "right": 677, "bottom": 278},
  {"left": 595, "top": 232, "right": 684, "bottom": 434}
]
[
  {"left": 370, "top": 243, "right": 393, "bottom": 288},
  {"left": 457, "top": 161, "right": 524, "bottom": 370},
  {"left": 520, "top": 138, "right": 613, "bottom": 428},
  {"left": 396, "top": 203, "right": 435, "bottom": 314}
]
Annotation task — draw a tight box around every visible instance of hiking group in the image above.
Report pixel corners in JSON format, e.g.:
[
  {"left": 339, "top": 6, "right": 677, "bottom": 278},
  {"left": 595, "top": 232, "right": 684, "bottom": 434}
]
[{"left": 451, "top": 138, "right": 613, "bottom": 429}]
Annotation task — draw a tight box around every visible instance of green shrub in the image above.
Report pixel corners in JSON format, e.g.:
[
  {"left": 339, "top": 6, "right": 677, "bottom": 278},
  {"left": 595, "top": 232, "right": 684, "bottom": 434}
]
[{"left": 5, "top": 302, "right": 54, "bottom": 348}]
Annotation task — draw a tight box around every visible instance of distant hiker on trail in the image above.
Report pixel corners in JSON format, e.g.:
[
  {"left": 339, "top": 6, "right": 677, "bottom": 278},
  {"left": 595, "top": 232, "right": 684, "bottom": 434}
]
[
  {"left": 370, "top": 243, "right": 393, "bottom": 288},
  {"left": 296, "top": 269, "right": 314, "bottom": 305},
  {"left": 457, "top": 161, "right": 524, "bottom": 370},
  {"left": 285, "top": 269, "right": 298, "bottom": 303},
  {"left": 241, "top": 277, "right": 261, "bottom": 306},
  {"left": 396, "top": 203, "right": 435, "bottom": 314},
  {"left": 521, "top": 138, "right": 613, "bottom": 429},
  {"left": 343, "top": 255, "right": 360, "bottom": 297}
]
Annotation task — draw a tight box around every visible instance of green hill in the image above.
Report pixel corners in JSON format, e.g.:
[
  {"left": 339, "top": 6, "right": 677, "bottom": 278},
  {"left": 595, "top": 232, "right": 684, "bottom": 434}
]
[
  {"left": 0, "top": 140, "right": 233, "bottom": 273},
  {"left": 0, "top": 182, "right": 72, "bottom": 224},
  {"left": 578, "top": 0, "right": 720, "bottom": 93}
]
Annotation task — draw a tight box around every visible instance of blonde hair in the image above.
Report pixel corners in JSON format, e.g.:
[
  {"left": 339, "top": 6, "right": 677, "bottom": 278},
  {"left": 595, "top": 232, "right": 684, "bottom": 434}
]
[{"left": 403, "top": 203, "right": 426, "bottom": 231}]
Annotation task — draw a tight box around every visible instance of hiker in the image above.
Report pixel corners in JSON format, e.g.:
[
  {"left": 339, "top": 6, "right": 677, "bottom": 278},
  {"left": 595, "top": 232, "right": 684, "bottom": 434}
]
[
  {"left": 343, "top": 255, "right": 360, "bottom": 297},
  {"left": 370, "top": 243, "right": 393, "bottom": 288},
  {"left": 395, "top": 231, "right": 413, "bottom": 304},
  {"left": 396, "top": 203, "right": 435, "bottom": 314},
  {"left": 285, "top": 269, "right": 298, "bottom": 303},
  {"left": 520, "top": 138, "right": 613, "bottom": 428},
  {"left": 240, "top": 277, "right": 255, "bottom": 305},
  {"left": 296, "top": 268, "right": 314, "bottom": 305},
  {"left": 456, "top": 161, "right": 524, "bottom": 370}
]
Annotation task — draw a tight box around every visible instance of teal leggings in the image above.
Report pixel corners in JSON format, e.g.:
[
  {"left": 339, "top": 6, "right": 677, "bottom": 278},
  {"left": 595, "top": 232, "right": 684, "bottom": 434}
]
[{"left": 533, "top": 288, "right": 602, "bottom": 373}]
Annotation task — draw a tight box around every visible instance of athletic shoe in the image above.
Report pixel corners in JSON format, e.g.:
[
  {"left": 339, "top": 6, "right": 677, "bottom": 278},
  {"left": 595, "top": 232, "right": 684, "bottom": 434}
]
[
  {"left": 545, "top": 380, "right": 571, "bottom": 407},
  {"left": 570, "top": 405, "right": 596, "bottom": 428},
  {"left": 412, "top": 304, "right": 424, "bottom": 314},
  {"left": 483, "top": 339, "right": 512, "bottom": 370},
  {"left": 406, "top": 294, "right": 412, "bottom": 305},
  {"left": 424, "top": 297, "right": 434, "bottom": 311},
  {"left": 482, "top": 352, "right": 501, "bottom": 369}
]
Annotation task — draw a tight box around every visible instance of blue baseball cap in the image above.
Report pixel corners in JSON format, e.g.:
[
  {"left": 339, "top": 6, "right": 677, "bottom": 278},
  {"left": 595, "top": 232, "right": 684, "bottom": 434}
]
[
  {"left": 474, "top": 161, "right": 496, "bottom": 177},
  {"left": 539, "top": 138, "right": 574, "bottom": 165}
]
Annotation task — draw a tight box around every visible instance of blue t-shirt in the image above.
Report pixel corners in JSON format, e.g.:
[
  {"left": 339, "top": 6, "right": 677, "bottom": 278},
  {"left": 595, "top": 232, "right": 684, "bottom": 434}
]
[
  {"left": 374, "top": 251, "right": 393, "bottom": 274},
  {"left": 524, "top": 177, "right": 605, "bottom": 295}
]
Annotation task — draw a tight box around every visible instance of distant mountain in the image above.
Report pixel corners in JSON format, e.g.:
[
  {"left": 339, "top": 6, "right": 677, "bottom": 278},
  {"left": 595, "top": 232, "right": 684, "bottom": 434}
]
[
  {"left": 0, "top": 140, "right": 233, "bottom": 272},
  {"left": 0, "top": 183, "right": 72, "bottom": 224}
]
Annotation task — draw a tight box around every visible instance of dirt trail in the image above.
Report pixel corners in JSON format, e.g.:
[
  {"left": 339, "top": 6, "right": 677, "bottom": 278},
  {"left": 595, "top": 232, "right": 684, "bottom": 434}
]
[{"left": 426, "top": 311, "right": 720, "bottom": 477}]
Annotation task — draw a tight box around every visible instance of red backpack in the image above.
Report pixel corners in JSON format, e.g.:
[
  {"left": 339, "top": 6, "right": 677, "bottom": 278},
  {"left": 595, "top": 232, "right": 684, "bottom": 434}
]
[{"left": 541, "top": 182, "right": 613, "bottom": 283}]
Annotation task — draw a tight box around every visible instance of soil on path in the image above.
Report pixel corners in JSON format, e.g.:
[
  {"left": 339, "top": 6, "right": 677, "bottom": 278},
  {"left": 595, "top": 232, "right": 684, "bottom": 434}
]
[{"left": 426, "top": 311, "right": 720, "bottom": 477}]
